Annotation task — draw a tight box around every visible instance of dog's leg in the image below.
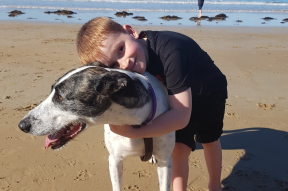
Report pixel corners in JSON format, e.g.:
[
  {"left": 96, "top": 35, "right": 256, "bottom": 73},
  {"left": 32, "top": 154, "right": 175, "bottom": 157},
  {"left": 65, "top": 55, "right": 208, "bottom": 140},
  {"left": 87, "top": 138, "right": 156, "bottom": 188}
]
[
  {"left": 109, "top": 155, "right": 123, "bottom": 191},
  {"left": 156, "top": 156, "right": 172, "bottom": 191}
]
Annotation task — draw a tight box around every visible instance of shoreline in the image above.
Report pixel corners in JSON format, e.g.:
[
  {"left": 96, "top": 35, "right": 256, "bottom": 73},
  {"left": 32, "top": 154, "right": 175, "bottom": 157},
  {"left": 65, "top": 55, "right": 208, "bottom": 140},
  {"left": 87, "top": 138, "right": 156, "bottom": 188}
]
[
  {"left": 1, "top": 7, "right": 288, "bottom": 27},
  {"left": 1, "top": 21, "right": 288, "bottom": 190}
]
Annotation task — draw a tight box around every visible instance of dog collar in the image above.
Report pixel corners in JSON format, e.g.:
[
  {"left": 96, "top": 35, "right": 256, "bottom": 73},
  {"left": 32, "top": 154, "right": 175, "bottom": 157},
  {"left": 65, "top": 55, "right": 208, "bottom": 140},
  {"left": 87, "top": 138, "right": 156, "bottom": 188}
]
[{"left": 142, "top": 83, "right": 157, "bottom": 126}]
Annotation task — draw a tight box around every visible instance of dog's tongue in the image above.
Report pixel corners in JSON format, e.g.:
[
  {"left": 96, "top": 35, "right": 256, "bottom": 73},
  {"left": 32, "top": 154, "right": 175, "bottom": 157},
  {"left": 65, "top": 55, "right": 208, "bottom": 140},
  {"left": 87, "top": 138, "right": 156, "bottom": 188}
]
[
  {"left": 44, "top": 124, "right": 82, "bottom": 149},
  {"left": 45, "top": 135, "right": 59, "bottom": 149}
]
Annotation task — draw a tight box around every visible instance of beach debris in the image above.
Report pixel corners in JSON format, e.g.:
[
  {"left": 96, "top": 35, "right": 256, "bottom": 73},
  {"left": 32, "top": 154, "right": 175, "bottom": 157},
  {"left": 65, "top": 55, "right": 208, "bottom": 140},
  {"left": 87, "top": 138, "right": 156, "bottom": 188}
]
[
  {"left": 4, "top": 96, "right": 11, "bottom": 99},
  {"left": 15, "top": 103, "right": 39, "bottom": 112},
  {"left": 256, "top": 103, "right": 275, "bottom": 110},
  {"left": 283, "top": 18, "right": 288, "bottom": 22},
  {"left": 115, "top": 11, "right": 133, "bottom": 17},
  {"left": 27, "top": 17, "right": 37, "bottom": 20},
  {"left": 190, "top": 14, "right": 228, "bottom": 22},
  {"left": 200, "top": 16, "right": 209, "bottom": 19},
  {"left": 44, "top": 10, "right": 77, "bottom": 15},
  {"left": 208, "top": 13, "right": 228, "bottom": 21},
  {"left": 132, "top": 16, "right": 147, "bottom": 21},
  {"left": 261, "top": 17, "right": 275, "bottom": 21},
  {"left": 189, "top": 16, "right": 209, "bottom": 21},
  {"left": 160, "top": 15, "right": 182, "bottom": 21},
  {"left": 189, "top": 17, "right": 200, "bottom": 21},
  {"left": 8, "top": 10, "right": 25, "bottom": 17},
  {"left": 190, "top": 13, "right": 227, "bottom": 22},
  {"left": 208, "top": 17, "right": 217, "bottom": 21},
  {"left": 215, "top": 13, "right": 228, "bottom": 19},
  {"left": 236, "top": 20, "right": 243, "bottom": 22}
]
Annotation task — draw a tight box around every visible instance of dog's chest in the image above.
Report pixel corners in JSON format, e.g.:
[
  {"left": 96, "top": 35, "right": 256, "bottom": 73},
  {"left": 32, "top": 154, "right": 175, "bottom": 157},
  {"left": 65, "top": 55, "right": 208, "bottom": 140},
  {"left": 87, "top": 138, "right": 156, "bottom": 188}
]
[{"left": 104, "top": 125, "right": 145, "bottom": 157}]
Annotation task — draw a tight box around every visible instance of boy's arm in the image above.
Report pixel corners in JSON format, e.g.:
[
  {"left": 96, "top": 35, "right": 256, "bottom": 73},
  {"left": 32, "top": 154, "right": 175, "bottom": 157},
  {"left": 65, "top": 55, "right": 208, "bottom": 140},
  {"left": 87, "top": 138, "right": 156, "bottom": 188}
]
[{"left": 109, "top": 88, "right": 192, "bottom": 139}]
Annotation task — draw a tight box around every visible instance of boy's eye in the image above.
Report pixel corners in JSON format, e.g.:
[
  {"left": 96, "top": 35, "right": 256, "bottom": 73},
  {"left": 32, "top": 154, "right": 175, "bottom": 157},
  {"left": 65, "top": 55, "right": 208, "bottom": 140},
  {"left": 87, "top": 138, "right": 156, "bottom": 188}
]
[{"left": 118, "top": 45, "right": 124, "bottom": 55}]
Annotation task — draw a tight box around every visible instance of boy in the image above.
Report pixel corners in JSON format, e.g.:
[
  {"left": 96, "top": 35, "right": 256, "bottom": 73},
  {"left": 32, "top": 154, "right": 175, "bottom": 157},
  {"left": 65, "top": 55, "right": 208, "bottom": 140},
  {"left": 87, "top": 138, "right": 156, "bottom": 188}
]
[{"left": 77, "top": 17, "right": 227, "bottom": 191}]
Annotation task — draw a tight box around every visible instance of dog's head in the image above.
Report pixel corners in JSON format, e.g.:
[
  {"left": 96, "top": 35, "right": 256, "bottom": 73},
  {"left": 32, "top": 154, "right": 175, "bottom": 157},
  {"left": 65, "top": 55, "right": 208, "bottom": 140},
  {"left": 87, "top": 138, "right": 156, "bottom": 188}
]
[{"left": 18, "top": 64, "right": 151, "bottom": 149}]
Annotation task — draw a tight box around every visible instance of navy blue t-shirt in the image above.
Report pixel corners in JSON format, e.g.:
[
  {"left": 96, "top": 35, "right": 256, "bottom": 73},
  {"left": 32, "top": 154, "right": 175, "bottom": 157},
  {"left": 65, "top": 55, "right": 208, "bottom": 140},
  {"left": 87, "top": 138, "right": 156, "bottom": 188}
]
[{"left": 141, "top": 30, "right": 227, "bottom": 100}]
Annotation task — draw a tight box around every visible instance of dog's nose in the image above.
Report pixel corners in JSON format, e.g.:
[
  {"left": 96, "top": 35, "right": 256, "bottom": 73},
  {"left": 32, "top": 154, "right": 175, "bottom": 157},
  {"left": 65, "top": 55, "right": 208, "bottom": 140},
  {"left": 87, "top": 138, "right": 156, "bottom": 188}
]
[{"left": 18, "top": 119, "right": 31, "bottom": 133}]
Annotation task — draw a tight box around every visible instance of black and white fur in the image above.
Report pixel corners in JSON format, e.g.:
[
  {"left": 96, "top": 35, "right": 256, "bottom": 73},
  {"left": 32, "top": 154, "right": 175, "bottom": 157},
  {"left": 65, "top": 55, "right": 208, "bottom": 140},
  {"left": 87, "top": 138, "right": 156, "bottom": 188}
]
[{"left": 18, "top": 65, "right": 175, "bottom": 191}]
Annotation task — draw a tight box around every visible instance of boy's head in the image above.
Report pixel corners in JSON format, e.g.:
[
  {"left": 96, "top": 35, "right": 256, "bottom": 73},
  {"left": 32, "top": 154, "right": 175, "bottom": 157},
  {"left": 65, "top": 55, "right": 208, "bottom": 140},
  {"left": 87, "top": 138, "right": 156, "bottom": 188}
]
[
  {"left": 77, "top": 17, "right": 147, "bottom": 74},
  {"left": 77, "top": 17, "right": 126, "bottom": 64}
]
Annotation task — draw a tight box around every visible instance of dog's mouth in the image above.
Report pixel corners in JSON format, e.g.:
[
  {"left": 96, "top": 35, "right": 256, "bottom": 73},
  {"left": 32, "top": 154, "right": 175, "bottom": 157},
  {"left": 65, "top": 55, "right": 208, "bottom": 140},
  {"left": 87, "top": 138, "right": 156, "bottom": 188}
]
[{"left": 45, "top": 122, "right": 86, "bottom": 150}]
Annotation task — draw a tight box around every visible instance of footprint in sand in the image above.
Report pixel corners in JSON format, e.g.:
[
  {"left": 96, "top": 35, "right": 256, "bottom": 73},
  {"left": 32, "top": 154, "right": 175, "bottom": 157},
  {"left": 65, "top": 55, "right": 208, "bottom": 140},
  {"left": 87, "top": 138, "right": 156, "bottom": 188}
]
[
  {"left": 15, "top": 103, "right": 39, "bottom": 111},
  {"left": 225, "top": 103, "right": 232, "bottom": 107},
  {"left": 132, "top": 169, "right": 151, "bottom": 178},
  {"left": 189, "top": 157, "right": 202, "bottom": 169},
  {"left": 256, "top": 103, "right": 275, "bottom": 110},
  {"left": 66, "top": 158, "right": 77, "bottom": 166},
  {"left": 74, "top": 169, "right": 91, "bottom": 181},
  {"left": 123, "top": 185, "right": 141, "bottom": 191},
  {"left": 225, "top": 112, "right": 236, "bottom": 117},
  {"left": 234, "top": 151, "right": 255, "bottom": 161},
  {"left": 99, "top": 140, "right": 106, "bottom": 149},
  {"left": 222, "top": 165, "right": 233, "bottom": 172},
  {"left": 187, "top": 186, "right": 208, "bottom": 191}
]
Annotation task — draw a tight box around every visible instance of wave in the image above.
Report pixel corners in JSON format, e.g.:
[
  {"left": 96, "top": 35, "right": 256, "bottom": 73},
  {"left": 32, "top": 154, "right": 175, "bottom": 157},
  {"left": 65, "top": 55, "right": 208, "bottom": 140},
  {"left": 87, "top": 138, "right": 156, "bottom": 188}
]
[
  {"left": 2, "top": 5, "right": 288, "bottom": 13},
  {"left": 18, "top": 0, "right": 288, "bottom": 6},
  {"left": 62, "top": 0, "right": 287, "bottom": 6}
]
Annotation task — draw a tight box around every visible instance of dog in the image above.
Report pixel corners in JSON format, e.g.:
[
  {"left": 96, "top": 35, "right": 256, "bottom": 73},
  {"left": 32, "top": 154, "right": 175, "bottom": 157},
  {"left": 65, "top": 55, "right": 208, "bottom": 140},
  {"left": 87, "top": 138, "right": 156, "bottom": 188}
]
[{"left": 18, "top": 63, "right": 175, "bottom": 191}]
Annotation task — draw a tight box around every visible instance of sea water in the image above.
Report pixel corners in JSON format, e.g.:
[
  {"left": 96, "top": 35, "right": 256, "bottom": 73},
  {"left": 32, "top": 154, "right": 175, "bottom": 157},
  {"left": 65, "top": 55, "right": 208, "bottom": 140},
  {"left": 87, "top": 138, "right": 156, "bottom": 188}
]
[{"left": 1, "top": 0, "right": 288, "bottom": 26}]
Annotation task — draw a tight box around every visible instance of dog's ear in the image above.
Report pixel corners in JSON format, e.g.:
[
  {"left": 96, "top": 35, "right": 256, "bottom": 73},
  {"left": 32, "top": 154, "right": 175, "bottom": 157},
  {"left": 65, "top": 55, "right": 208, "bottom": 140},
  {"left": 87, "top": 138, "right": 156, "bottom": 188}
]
[
  {"left": 117, "top": 78, "right": 128, "bottom": 88},
  {"left": 86, "top": 61, "right": 107, "bottom": 68},
  {"left": 96, "top": 77, "right": 128, "bottom": 95}
]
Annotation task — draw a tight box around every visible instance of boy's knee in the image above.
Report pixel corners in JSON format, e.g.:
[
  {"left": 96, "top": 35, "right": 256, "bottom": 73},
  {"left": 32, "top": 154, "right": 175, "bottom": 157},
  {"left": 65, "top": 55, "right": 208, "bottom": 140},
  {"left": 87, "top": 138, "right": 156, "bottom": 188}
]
[
  {"left": 201, "top": 139, "right": 221, "bottom": 148},
  {"left": 172, "top": 142, "right": 191, "bottom": 159}
]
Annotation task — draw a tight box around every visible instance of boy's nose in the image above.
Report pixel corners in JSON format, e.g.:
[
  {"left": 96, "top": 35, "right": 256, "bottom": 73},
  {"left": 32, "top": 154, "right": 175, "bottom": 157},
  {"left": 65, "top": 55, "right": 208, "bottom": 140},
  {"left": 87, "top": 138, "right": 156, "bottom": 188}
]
[{"left": 118, "top": 58, "right": 130, "bottom": 70}]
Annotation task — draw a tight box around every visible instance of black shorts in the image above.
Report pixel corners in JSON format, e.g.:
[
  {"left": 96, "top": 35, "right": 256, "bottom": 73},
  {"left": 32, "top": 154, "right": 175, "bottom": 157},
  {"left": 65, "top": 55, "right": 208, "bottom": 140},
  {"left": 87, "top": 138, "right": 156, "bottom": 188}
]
[{"left": 175, "top": 89, "right": 227, "bottom": 151}]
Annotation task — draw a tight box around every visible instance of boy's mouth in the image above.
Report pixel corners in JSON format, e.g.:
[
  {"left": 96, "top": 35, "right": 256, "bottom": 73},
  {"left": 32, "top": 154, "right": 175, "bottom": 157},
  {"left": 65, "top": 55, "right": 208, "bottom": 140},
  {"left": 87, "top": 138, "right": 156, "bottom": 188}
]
[{"left": 130, "top": 56, "right": 137, "bottom": 71}]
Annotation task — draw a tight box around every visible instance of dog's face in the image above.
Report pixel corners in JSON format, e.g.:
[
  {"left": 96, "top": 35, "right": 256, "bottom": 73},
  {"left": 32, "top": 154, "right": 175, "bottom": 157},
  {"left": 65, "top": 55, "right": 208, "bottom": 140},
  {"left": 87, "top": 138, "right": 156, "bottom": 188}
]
[{"left": 18, "top": 65, "right": 151, "bottom": 149}]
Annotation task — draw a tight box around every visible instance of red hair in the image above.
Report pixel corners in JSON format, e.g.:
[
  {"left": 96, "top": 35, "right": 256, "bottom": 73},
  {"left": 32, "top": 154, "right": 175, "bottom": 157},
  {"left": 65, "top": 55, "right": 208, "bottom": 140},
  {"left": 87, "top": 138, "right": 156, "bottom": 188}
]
[{"left": 76, "top": 17, "right": 126, "bottom": 64}]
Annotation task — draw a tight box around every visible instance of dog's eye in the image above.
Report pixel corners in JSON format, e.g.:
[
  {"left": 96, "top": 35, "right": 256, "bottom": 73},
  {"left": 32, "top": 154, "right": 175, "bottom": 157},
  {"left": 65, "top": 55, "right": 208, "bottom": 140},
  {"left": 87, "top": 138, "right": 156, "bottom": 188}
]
[{"left": 58, "top": 95, "right": 63, "bottom": 101}]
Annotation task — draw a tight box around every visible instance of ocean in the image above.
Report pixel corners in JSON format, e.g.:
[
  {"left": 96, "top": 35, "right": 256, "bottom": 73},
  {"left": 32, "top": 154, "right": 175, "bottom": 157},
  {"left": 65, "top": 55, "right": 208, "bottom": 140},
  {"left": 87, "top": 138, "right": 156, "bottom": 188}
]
[{"left": 1, "top": 0, "right": 288, "bottom": 27}]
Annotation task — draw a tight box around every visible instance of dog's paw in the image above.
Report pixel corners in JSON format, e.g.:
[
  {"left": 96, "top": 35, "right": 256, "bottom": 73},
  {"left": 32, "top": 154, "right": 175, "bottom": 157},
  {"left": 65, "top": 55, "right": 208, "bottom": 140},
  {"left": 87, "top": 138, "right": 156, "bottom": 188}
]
[{"left": 148, "top": 155, "right": 157, "bottom": 164}]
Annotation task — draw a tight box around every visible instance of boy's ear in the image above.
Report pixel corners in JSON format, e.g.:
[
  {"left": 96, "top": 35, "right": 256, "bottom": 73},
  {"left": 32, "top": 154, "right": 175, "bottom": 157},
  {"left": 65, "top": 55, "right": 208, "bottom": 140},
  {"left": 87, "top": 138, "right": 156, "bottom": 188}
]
[{"left": 123, "top": 25, "right": 139, "bottom": 39}]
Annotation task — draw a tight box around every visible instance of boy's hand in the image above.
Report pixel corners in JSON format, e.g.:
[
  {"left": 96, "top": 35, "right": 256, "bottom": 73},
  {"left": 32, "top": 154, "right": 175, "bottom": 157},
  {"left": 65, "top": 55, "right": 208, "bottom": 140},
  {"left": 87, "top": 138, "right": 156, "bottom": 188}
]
[{"left": 109, "top": 124, "right": 137, "bottom": 138}]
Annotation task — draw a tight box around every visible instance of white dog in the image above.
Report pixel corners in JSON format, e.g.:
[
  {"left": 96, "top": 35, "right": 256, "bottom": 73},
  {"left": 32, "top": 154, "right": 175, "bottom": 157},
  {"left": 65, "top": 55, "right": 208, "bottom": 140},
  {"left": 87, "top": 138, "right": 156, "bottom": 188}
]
[{"left": 18, "top": 64, "right": 175, "bottom": 191}]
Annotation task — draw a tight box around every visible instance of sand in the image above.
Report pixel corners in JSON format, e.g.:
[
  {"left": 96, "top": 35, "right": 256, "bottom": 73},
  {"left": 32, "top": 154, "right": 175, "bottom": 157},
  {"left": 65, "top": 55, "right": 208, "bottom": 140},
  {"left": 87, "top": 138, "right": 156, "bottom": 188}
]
[{"left": 0, "top": 21, "right": 288, "bottom": 191}]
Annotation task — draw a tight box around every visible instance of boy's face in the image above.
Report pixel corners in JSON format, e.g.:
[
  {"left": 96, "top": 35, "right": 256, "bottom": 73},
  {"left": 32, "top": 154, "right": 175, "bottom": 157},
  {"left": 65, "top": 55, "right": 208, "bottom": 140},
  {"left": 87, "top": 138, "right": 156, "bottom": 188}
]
[{"left": 99, "top": 25, "right": 147, "bottom": 74}]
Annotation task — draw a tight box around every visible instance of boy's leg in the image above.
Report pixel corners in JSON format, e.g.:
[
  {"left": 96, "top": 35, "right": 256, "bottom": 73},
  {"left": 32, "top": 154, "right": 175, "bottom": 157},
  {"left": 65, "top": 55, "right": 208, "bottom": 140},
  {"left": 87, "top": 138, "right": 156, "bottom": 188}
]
[
  {"left": 202, "top": 139, "right": 222, "bottom": 191},
  {"left": 171, "top": 142, "right": 191, "bottom": 191}
]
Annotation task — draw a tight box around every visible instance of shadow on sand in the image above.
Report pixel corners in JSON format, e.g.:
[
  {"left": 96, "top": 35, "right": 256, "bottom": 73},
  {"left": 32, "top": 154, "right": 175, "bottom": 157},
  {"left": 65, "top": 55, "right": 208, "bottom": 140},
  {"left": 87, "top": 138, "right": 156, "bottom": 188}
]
[{"left": 216, "top": 127, "right": 288, "bottom": 190}]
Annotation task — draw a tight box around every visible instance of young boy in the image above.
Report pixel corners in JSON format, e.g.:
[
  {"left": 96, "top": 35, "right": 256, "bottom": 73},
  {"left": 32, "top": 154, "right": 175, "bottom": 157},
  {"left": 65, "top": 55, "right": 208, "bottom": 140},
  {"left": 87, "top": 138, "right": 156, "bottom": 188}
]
[{"left": 76, "top": 17, "right": 227, "bottom": 191}]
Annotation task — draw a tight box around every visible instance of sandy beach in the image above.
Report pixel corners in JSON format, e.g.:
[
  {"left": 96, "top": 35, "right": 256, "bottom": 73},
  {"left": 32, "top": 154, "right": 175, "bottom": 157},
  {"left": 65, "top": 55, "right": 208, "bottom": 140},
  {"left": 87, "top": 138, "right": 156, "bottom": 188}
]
[{"left": 0, "top": 21, "right": 288, "bottom": 191}]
